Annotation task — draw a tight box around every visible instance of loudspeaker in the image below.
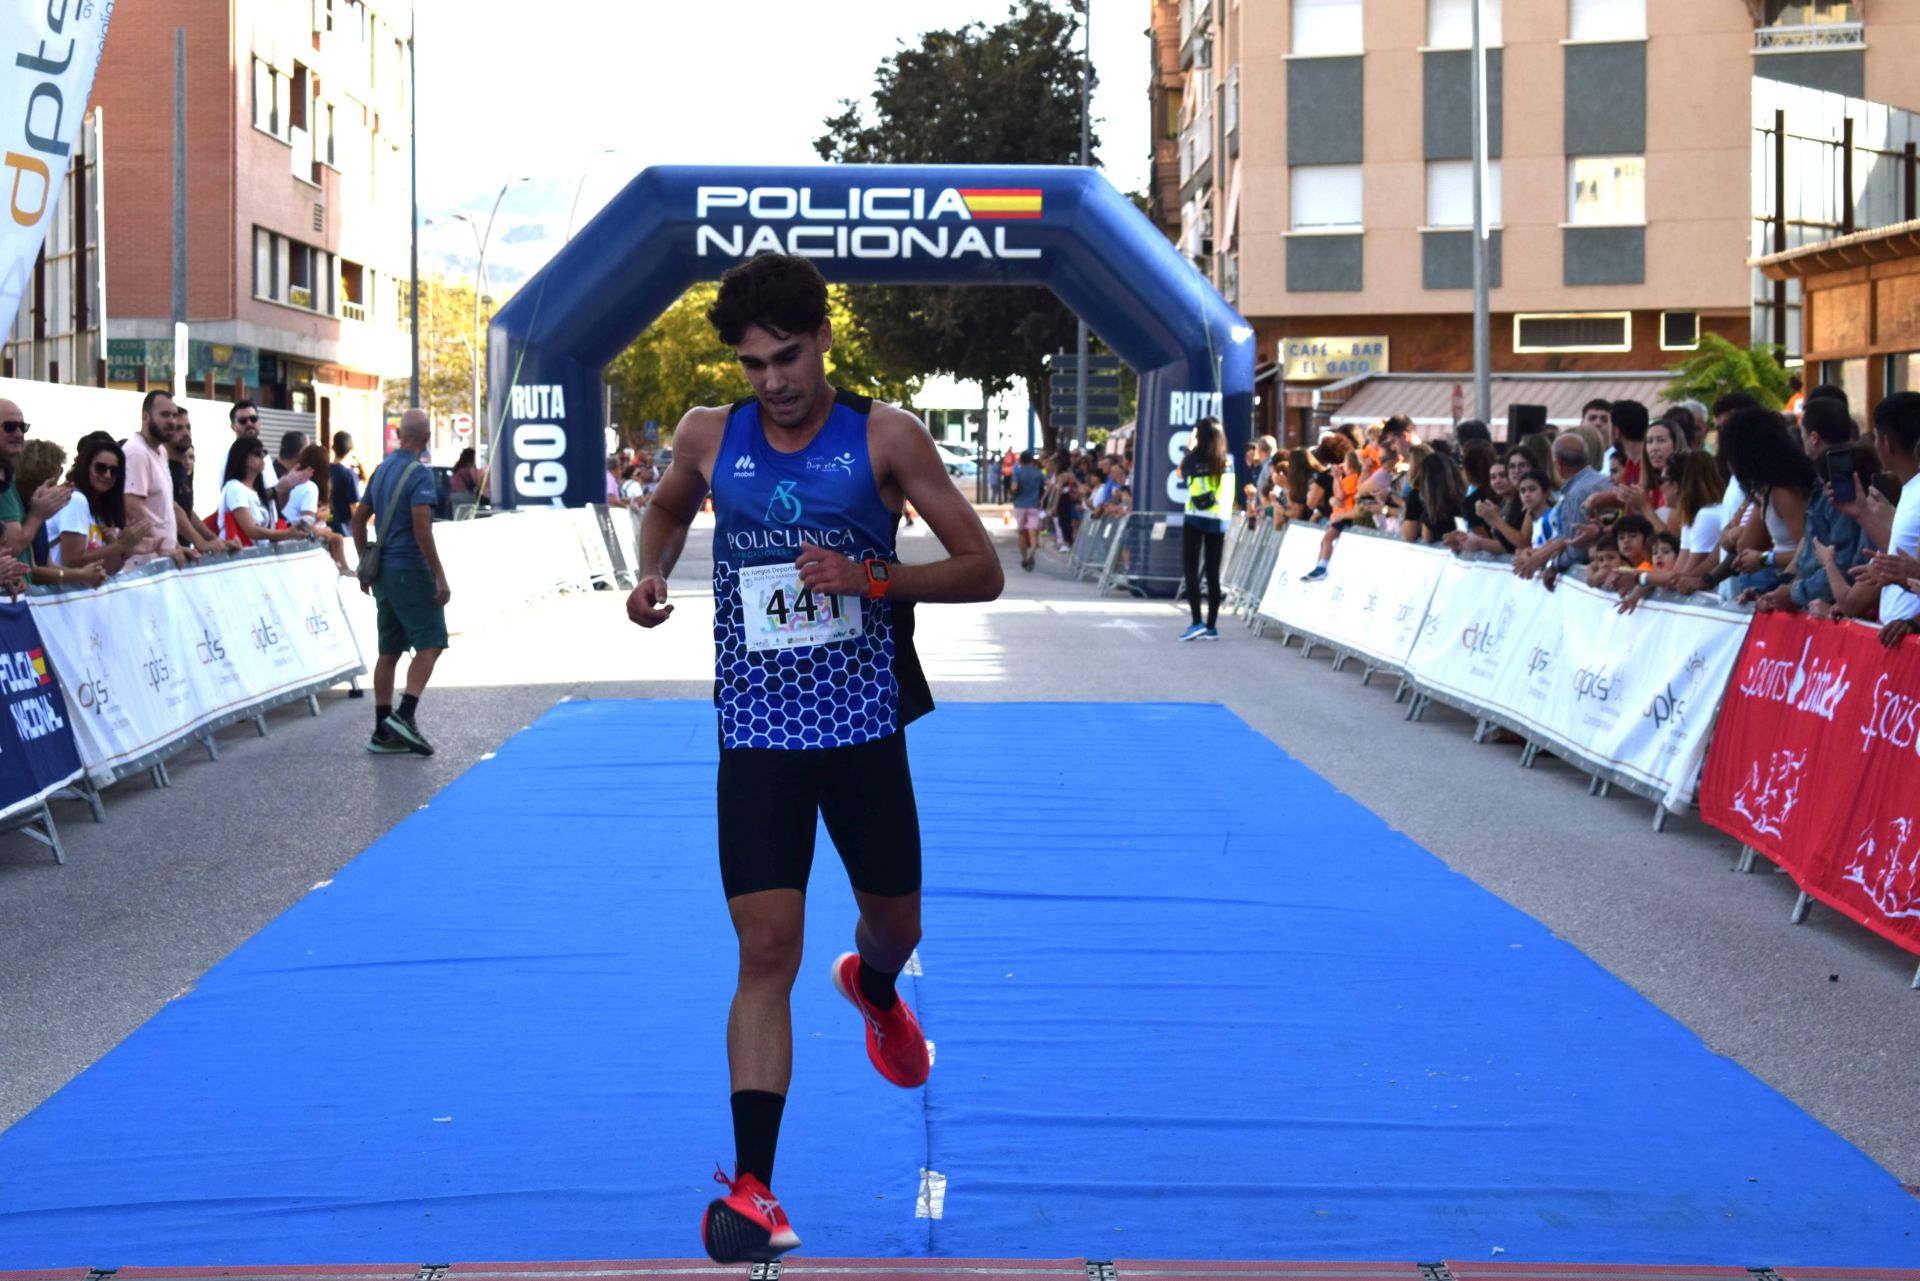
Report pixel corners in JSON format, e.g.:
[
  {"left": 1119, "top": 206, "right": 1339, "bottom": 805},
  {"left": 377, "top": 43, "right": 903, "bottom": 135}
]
[{"left": 1507, "top": 404, "right": 1549, "bottom": 443}]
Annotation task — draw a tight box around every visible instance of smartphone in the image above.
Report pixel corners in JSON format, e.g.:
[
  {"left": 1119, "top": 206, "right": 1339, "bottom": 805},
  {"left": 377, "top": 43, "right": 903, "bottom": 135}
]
[{"left": 1827, "top": 447, "right": 1856, "bottom": 505}]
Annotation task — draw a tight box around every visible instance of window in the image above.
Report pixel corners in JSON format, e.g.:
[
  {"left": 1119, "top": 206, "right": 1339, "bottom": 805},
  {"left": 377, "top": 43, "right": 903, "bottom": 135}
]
[
  {"left": 1292, "top": 0, "right": 1363, "bottom": 56},
  {"left": 1889, "top": 352, "right": 1920, "bottom": 395},
  {"left": 1568, "top": 0, "right": 1645, "bottom": 40},
  {"left": 252, "top": 227, "right": 333, "bottom": 314},
  {"left": 1426, "top": 159, "right": 1502, "bottom": 227},
  {"left": 1514, "top": 313, "right": 1632, "bottom": 352},
  {"left": 341, "top": 260, "right": 367, "bottom": 321},
  {"left": 1660, "top": 311, "right": 1699, "bottom": 351},
  {"left": 1428, "top": 0, "right": 1502, "bottom": 48},
  {"left": 316, "top": 101, "right": 335, "bottom": 169},
  {"left": 1763, "top": 1, "right": 1853, "bottom": 25},
  {"left": 1291, "top": 165, "right": 1364, "bottom": 230},
  {"left": 251, "top": 57, "right": 292, "bottom": 141},
  {"left": 1568, "top": 155, "right": 1645, "bottom": 224}
]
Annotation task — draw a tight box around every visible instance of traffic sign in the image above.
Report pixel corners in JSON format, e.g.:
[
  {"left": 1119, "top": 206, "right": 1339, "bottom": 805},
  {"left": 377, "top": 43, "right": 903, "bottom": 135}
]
[
  {"left": 1047, "top": 353, "right": 1122, "bottom": 372},
  {"left": 452, "top": 413, "right": 474, "bottom": 439}
]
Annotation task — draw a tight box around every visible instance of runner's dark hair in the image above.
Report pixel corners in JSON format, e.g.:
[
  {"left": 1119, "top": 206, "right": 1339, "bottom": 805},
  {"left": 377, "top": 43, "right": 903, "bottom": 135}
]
[{"left": 708, "top": 253, "right": 830, "bottom": 346}]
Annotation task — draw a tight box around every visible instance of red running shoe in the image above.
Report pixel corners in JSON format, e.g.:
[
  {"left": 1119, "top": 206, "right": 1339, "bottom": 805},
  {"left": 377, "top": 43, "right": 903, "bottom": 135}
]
[
  {"left": 702, "top": 1165, "right": 800, "bottom": 1263},
  {"left": 830, "top": 951, "right": 931, "bottom": 1088}
]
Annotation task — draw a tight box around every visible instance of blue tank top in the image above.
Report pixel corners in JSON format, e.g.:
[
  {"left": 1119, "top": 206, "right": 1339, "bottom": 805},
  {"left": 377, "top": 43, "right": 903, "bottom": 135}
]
[{"left": 709, "top": 389, "right": 931, "bottom": 750}]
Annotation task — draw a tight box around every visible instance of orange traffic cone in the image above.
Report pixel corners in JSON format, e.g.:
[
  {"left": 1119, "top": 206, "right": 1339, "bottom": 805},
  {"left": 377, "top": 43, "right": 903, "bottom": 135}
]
[
  {"left": 702, "top": 496, "right": 713, "bottom": 513},
  {"left": 1002, "top": 509, "right": 1011, "bottom": 526}
]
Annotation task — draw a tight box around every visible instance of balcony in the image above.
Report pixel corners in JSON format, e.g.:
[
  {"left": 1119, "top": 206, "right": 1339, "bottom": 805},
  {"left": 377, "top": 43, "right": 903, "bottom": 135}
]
[
  {"left": 341, "top": 299, "right": 367, "bottom": 322},
  {"left": 1755, "top": 21, "right": 1866, "bottom": 52},
  {"left": 288, "top": 284, "right": 313, "bottom": 309}
]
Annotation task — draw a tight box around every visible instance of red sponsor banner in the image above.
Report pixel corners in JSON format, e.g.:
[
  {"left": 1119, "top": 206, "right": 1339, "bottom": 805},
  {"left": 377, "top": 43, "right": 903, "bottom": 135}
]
[{"left": 1700, "top": 610, "right": 1920, "bottom": 956}]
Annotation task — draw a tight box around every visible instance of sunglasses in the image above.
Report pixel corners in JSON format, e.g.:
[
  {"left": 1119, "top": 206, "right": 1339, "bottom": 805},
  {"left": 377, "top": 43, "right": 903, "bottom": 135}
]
[
  {"left": 0, "top": 421, "right": 27, "bottom": 435},
  {"left": 92, "top": 461, "right": 120, "bottom": 477},
  {"left": 235, "top": 415, "right": 260, "bottom": 426}
]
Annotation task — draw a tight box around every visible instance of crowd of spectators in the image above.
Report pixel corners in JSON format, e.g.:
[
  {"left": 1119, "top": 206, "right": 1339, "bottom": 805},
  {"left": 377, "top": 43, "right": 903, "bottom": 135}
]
[
  {"left": 1243, "top": 389, "right": 1920, "bottom": 648},
  {"left": 0, "top": 389, "right": 392, "bottom": 596}
]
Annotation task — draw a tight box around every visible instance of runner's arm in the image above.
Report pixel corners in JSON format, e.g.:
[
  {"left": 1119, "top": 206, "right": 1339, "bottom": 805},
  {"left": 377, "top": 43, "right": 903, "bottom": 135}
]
[
  {"left": 635, "top": 408, "right": 720, "bottom": 583},
  {"left": 842, "top": 407, "right": 1002, "bottom": 605}
]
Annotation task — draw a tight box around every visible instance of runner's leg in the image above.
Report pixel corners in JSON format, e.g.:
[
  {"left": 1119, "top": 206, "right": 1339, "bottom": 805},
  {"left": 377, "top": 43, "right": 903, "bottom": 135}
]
[
  {"left": 717, "top": 748, "right": 821, "bottom": 1185},
  {"left": 820, "top": 734, "right": 923, "bottom": 1010}
]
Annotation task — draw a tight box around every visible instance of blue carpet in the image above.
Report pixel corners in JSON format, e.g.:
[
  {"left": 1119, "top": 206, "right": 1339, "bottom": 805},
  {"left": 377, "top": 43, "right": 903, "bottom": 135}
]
[{"left": 0, "top": 700, "right": 1916, "bottom": 1268}]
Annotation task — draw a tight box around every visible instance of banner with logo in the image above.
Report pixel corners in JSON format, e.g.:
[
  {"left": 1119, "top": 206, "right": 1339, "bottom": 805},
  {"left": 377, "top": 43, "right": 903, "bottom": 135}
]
[
  {"left": 29, "top": 549, "right": 364, "bottom": 784},
  {"left": 1402, "top": 559, "right": 1749, "bottom": 811},
  {"left": 1256, "top": 525, "right": 1450, "bottom": 673},
  {"left": 0, "top": 601, "right": 82, "bottom": 820},
  {"left": 0, "top": 1, "right": 114, "bottom": 325},
  {"left": 1700, "top": 613, "right": 1920, "bottom": 957}
]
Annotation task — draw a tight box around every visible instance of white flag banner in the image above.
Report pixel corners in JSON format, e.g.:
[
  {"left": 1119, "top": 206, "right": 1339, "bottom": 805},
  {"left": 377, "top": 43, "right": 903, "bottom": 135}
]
[
  {"left": 1406, "top": 558, "right": 1750, "bottom": 810},
  {"left": 1256, "top": 526, "right": 1449, "bottom": 672},
  {"left": 0, "top": 0, "right": 113, "bottom": 323},
  {"left": 29, "top": 549, "right": 364, "bottom": 783}
]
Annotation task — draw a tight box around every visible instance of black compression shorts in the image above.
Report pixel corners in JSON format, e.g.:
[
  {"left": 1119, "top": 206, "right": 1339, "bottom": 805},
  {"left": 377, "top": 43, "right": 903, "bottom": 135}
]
[{"left": 715, "top": 731, "right": 922, "bottom": 900}]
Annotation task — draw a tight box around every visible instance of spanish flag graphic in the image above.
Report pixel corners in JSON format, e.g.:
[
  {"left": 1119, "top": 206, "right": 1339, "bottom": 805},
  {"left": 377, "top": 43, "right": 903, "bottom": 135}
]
[
  {"left": 957, "top": 188, "right": 1043, "bottom": 220},
  {"left": 28, "top": 648, "right": 48, "bottom": 684}
]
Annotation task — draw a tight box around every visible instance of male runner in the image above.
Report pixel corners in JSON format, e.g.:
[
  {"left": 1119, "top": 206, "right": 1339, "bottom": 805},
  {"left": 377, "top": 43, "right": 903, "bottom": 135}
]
[{"left": 626, "top": 253, "right": 1003, "bottom": 1263}]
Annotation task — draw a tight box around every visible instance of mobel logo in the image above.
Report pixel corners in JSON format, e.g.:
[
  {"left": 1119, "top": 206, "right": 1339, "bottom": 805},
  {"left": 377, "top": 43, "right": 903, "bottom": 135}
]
[
  {"left": 141, "top": 646, "right": 172, "bottom": 692},
  {"left": 195, "top": 626, "right": 226, "bottom": 664}
]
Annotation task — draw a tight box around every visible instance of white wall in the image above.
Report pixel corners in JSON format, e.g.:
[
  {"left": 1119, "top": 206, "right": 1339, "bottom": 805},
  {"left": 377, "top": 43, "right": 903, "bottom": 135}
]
[{"left": 0, "top": 377, "right": 237, "bottom": 517}]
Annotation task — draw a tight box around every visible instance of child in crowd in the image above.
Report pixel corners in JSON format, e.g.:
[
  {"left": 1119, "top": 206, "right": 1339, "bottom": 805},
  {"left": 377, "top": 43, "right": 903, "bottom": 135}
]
[
  {"left": 1585, "top": 534, "right": 1624, "bottom": 589},
  {"left": 1650, "top": 531, "right": 1680, "bottom": 575},
  {"left": 1613, "top": 514, "right": 1655, "bottom": 571}
]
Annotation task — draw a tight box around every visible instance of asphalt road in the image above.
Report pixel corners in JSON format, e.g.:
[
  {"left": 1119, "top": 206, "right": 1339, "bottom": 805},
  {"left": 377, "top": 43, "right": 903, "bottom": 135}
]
[{"left": 2, "top": 512, "right": 1916, "bottom": 1192}]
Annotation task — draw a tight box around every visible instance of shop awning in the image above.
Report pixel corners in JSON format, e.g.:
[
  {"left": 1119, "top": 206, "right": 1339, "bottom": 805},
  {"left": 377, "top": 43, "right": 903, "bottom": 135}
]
[{"left": 1324, "top": 372, "right": 1678, "bottom": 432}]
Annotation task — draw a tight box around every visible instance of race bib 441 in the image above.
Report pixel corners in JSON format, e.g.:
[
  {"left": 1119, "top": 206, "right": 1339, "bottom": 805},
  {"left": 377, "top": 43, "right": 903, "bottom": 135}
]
[{"left": 738, "top": 562, "right": 863, "bottom": 653}]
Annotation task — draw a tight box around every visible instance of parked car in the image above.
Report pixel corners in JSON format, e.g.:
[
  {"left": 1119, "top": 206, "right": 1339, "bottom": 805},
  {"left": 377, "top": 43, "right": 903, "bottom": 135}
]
[{"left": 933, "top": 443, "right": 978, "bottom": 478}]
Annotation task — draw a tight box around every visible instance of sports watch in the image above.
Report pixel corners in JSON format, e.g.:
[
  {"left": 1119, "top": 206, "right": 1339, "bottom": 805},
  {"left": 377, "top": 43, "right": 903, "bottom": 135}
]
[{"left": 863, "top": 559, "right": 892, "bottom": 600}]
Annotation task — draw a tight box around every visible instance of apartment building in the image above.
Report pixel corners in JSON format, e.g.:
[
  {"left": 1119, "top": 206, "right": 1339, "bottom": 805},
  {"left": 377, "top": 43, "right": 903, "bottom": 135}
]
[
  {"left": 1168, "top": 0, "right": 1920, "bottom": 441},
  {"left": 9, "top": 0, "right": 413, "bottom": 444}
]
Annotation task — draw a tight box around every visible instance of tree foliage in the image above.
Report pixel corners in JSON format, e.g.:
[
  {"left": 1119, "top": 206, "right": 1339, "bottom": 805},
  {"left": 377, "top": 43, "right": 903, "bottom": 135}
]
[
  {"left": 604, "top": 284, "right": 921, "bottom": 445},
  {"left": 385, "top": 272, "right": 501, "bottom": 426},
  {"left": 1663, "top": 333, "right": 1796, "bottom": 411},
  {"left": 816, "top": 0, "right": 1095, "bottom": 450}
]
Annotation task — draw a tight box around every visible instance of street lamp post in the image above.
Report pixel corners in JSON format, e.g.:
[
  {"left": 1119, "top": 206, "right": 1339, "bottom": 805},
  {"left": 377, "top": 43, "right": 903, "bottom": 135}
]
[
  {"left": 454, "top": 175, "right": 529, "bottom": 462},
  {"left": 567, "top": 148, "right": 618, "bottom": 244}
]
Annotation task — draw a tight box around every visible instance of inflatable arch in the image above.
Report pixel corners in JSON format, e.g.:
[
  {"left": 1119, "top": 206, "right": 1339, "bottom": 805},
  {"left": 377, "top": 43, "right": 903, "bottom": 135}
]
[{"left": 486, "top": 165, "right": 1254, "bottom": 514}]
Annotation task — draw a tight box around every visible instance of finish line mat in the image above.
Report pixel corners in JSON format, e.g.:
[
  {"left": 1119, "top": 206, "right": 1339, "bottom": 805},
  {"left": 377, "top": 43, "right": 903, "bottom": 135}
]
[{"left": 1, "top": 701, "right": 1916, "bottom": 1268}]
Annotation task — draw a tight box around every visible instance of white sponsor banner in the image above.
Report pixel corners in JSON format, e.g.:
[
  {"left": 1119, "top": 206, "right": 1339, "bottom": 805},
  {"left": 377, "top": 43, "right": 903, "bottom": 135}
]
[
  {"left": 1256, "top": 526, "right": 1449, "bottom": 672},
  {"left": 1406, "top": 557, "right": 1749, "bottom": 810},
  {"left": 28, "top": 549, "right": 364, "bottom": 783},
  {"left": 0, "top": 1, "right": 113, "bottom": 324}
]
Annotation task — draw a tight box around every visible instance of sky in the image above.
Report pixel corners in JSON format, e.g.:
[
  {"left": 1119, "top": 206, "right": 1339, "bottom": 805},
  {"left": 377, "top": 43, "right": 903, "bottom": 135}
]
[{"left": 411, "top": 0, "right": 1150, "bottom": 289}]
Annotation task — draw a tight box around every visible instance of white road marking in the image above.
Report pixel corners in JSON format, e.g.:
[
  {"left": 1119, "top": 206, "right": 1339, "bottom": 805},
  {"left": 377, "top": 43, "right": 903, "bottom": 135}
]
[
  {"left": 925, "top": 1040, "right": 936, "bottom": 1067},
  {"left": 903, "top": 950, "right": 922, "bottom": 976},
  {"left": 916, "top": 1167, "right": 947, "bottom": 1219},
  {"left": 310, "top": 879, "right": 333, "bottom": 890}
]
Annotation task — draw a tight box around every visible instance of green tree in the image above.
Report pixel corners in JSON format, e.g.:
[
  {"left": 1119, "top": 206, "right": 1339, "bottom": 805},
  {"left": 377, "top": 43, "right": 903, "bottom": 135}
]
[
  {"left": 1663, "top": 333, "right": 1795, "bottom": 411},
  {"left": 605, "top": 283, "right": 921, "bottom": 445},
  {"left": 816, "top": 0, "right": 1095, "bottom": 451},
  {"left": 386, "top": 272, "right": 507, "bottom": 430}
]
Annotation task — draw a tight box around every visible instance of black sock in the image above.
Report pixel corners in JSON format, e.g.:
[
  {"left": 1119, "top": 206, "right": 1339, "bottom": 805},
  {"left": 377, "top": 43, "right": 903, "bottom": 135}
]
[
  {"left": 398, "top": 693, "right": 419, "bottom": 722},
  {"left": 375, "top": 704, "right": 392, "bottom": 734},
  {"left": 857, "top": 958, "right": 900, "bottom": 1011},
  {"left": 731, "top": 1089, "right": 785, "bottom": 1186}
]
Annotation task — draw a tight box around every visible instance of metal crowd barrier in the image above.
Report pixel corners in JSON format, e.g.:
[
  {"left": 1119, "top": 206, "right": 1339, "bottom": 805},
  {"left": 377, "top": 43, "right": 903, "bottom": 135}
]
[
  {"left": 1068, "top": 516, "right": 1124, "bottom": 582},
  {"left": 1097, "top": 512, "right": 1187, "bottom": 597}
]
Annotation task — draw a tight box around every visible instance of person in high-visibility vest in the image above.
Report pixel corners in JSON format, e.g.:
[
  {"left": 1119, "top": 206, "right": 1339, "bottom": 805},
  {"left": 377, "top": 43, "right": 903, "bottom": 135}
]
[{"left": 1179, "top": 416, "right": 1235, "bottom": 640}]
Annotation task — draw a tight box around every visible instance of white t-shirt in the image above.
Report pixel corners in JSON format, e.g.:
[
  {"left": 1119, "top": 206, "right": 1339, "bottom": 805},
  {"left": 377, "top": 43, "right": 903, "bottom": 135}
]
[
  {"left": 1880, "top": 480, "right": 1920, "bottom": 624},
  {"left": 284, "top": 479, "right": 320, "bottom": 528},
  {"left": 619, "top": 478, "right": 644, "bottom": 503},
  {"left": 220, "top": 479, "right": 273, "bottom": 538},
  {"left": 46, "top": 491, "right": 106, "bottom": 566},
  {"left": 1681, "top": 506, "right": 1726, "bottom": 556}
]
